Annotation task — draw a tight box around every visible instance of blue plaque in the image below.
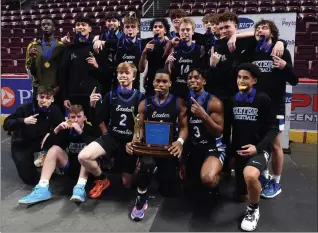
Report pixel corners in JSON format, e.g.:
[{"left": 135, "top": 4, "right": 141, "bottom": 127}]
[{"left": 145, "top": 122, "right": 171, "bottom": 146}]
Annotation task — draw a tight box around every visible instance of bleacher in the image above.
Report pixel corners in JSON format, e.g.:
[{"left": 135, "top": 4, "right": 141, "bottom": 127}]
[{"left": 1, "top": 0, "right": 318, "bottom": 78}]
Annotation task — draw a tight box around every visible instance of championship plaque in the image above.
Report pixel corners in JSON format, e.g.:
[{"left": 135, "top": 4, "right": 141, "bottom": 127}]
[{"left": 132, "top": 119, "right": 174, "bottom": 158}]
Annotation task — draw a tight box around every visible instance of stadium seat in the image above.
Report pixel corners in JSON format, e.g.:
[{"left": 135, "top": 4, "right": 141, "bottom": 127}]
[
  {"left": 192, "top": 2, "right": 205, "bottom": 9},
  {"left": 286, "top": 6, "right": 300, "bottom": 12},
  {"left": 272, "top": 6, "right": 287, "bottom": 12},
  {"left": 272, "top": 0, "right": 287, "bottom": 7},
  {"left": 296, "top": 32, "right": 309, "bottom": 45},
  {"left": 300, "top": 0, "right": 316, "bottom": 6},
  {"left": 309, "top": 60, "right": 318, "bottom": 77},
  {"left": 191, "top": 9, "right": 204, "bottom": 16},
  {"left": 1, "top": 59, "right": 14, "bottom": 67},
  {"left": 204, "top": 8, "right": 217, "bottom": 14},
  {"left": 295, "top": 45, "right": 316, "bottom": 60},
  {"left": 1, "top": 48, "right": 10, "bottom": 57},
  {"left": 259, "top": 0, "right": 273, "bottom": 7},
  {"left": 205, "top": 2, "right": 217, "bottom": 8},
  {"left": 301, "top": 13, "right": 317, "bottom": 22},
  {"left": 294, "top": 60, "right": 309, "bottom": 77},
  {"left": 301, "top": 6, "right": 316, "bottom": 13},
  {"left": 286, "top": 0, "right": 299, "bottom": 6},
  {"left": 311, "top": 32, "right": 318, "bottom": 45},
  {"left": 244, "top": 0, "right": 259, "bottom": 7},
  {"left": 217, "top": 8, "right": 228, "bottom": 13},
  {"left": 244, "top": 7, "right": 259, "bottom": 13},
  {"left": 1, "top": 66, "right": 16, "bottom": 73},
  {"left": 308, "top": 23, "right": 318, "bottom": 33},
  {"left": 231, "top": 1, "right": 245, "bottom": 8},
  {"left": 231, "top": 7, "right": 244, "bottom": 14},
  {"left": 218, "top": 1, "right": 231, "bottom": 8}
]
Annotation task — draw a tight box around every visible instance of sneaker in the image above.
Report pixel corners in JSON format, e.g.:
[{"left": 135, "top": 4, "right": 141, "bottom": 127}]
[
  {"left": 88, "top": 178, "right": 111, "bottom": 199},
  {"left": 241, "top": 207, "right": 260, "bottom": 232},
  {"left": 130, "top": 195, "right": 148, "bottom": 221},
  {"left": 34, "top": 152, "right": 46, "bottom": 167},
  {"left": 259, "top": 174, "right": 271, "bottom": 190},
  {"left": 70, "top": 184, "right": 86, "bottom": 203},
  {"left": 18, "top": 185, "right": 52, "bottom": 204},
  {"left": 261, "top": 179, "right": 282, "bottom": 198}
]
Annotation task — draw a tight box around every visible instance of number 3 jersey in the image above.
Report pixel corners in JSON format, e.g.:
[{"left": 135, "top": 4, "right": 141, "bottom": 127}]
[
  {"left": 171, "top": 43, "right": 201, "bottom": 100},
  {"left": 108, "top": 89, "right": 143, "bottom": 142},
  {"left": 188, "top": 91, "right": 225, "bottom": 151}
]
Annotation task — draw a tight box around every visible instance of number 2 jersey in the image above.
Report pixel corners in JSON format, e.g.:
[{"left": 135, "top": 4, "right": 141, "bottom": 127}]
[
  {"left": 170, "top": 43, "right": 202, "bottom": 100},
  {"left": 188, "top": 91, "right": 226, "bottom": 152}
]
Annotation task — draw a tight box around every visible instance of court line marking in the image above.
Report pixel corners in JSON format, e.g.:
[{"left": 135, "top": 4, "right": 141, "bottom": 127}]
[{"left": 1, "top": 138, "right": 11, "bottom": 143}]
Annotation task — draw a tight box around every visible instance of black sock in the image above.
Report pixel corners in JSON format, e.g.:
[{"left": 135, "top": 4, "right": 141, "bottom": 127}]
[
  {"left": 95, "top": 173, "right": 106, "bottom": 180},
  {"left": 136, "top": 188, "right": 148, "bottom": 210},
  {"left": 248, "top": 202, "right": 259, "bottom": 209}
]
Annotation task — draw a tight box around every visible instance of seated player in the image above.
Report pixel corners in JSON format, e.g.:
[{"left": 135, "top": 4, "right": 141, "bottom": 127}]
[
  {"left": 3, "top": 86, "right": 64, "bottom": 185},
  {"left": 185, "top": 68, "right": 225, "bottom": 196},
  {"left": 77, "top": 62, "right": 144, "bottom": 199},
  {"left": 18, "top": 105, "right": 100, "bottom": 204},
  {"left": 126, "top": 69, "right": 188, "bottom": 221},
  {"left": 230, "top": 63, "right": 279, "bottom": 231}
]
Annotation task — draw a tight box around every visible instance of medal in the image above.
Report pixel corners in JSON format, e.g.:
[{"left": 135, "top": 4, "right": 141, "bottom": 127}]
[{"left": 44, "top": 61, "right": 50, "bottom": 68}]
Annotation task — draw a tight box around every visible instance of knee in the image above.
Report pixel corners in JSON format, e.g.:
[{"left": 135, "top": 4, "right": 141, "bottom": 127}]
[
  {"left": 122, "top": 174, "right": 133, "bottom": 188},
  {"left": 243, "top": 167, "right": 259, "bottom": 185},
  {"left": 47, "top": 145, "right": 63, "bottom": 158},
  {"left": 78, "top": 148, "right": 92, "bottom": 164},
  {"left": 201, "top": 172, "right": 219, "bottom": 188}
]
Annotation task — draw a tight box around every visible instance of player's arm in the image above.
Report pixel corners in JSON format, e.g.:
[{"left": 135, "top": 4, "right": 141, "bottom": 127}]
[
  {"left": 165, "top": 49, "right": 175, "bottom": 74},
  {"left": 135, "top": 99, "right": 146, "bottom": 141},
  {"left": 139, "top": 40, "right": 153, "bottom": 73},
  {"left": 274, "top": 49, "right": 299, "bottom": 86},
  {"left": 3, "top": 106, "right": 28, "bottom": 131},
  {"left": 177, "top": 98, "right": 188, "bottom": 142}
]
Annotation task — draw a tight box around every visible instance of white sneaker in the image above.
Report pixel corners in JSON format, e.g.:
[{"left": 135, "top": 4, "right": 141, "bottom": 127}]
[{"left": 241, "top": 206, "right": 260, "bottom": 232}]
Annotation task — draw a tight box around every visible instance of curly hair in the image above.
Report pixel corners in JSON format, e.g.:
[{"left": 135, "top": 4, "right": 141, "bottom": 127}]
[
  {"left": 169, "top": 9, "right": 187, "bottom": 19},
  {"left": 150, "top": 18, "right": 170, "bottom": 33},
  {"left": 202, "top": 13, "right": 219, "bottom": 25},
  {"left": 217, "top": 11, "right": 239, "bottom": 25},
  {"left": 254, "top": 19, "right": 280, "bottom": 41}
]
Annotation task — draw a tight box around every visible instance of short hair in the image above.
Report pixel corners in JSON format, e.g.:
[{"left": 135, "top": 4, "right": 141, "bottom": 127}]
[
  {"left": 37, "top": 86, "right": 55, "bottom": 96},
  {"left": 169, "top": 9, "right": 187, "bottom": 19},
  {"left": 123, "top": 14, "right": 140, "bottom": 27},
  {"left": 218, "top": 11, "right": 239, "bottom": 25},
  {"left": 69, "top": 105, "right": 84, "bottom": 114},
  {"left": 180, "top": 18, "right": 195, "bottom": 31},
  {"left": 254, "top": 19, "right": 280, "bottom": 41},
  {"left": 155, "top": 68, "right": 171, "bottom": 77},
  {"left": 117, "top": 62, "right": 137, "bottom": 78},
  {"left": 202, "top": 13, "right": 219, "bottom": 25},
  {"left": 40, "top": 17, "right": 56, "bottom": 27},
  {"left": 75, "top": 15, "right": 92, "bottom": 26},
  {"left": 236, "top": 63, "right": 262, "bottom": 79},
  {"left": 150, "top": 18, "right": 170, "bottom": 33},
  {"left": 188, "top": 68, "right": 206, "bottom": 79},
  {"left": 104, "top": 12, "right": 121, "bottom": 21}
]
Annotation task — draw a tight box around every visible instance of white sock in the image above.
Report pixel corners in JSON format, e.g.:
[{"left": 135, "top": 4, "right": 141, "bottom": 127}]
[
  {"left": 137, "top": 187, "right": 147, "bottom": 194},
  {"left": 272, "top": 175, "right": 281, "bottom": 183},
  {"left": 262, "top": 169, "right": 269, "bottom": 179},
  {"left": 77, "top": 178, "right": 87, "bottom": 186},
  {"left": 38, "top": 179, "right": 49, "bottom": 187}
]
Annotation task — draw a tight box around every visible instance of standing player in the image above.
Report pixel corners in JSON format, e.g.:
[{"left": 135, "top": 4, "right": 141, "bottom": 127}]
[
  {"left": 3, "top": 86, "right": 64, "bottom": 185},
  {"left": 166, "top": 18, "right": 203, "bottom": 100},
  {"left": 230, "top": 63, "right": 278, "bottom": 231},
  {"left": 185, "top": 68, "right": 225, "bottom": 196},
  {"left": 126, "top": 69, "right": 188, "bottom": 221},
  {"left": 77, "top": 63, "right": 144, "bottom": 199},
  {"left": 241, "top": 19, "right": 298, "bottom": 198},
  {"left": 139, "top": 18, "right": 171, "bottom": 96},
  {"left": 18, "top": 105, "right": 100, "bottom": 204}
]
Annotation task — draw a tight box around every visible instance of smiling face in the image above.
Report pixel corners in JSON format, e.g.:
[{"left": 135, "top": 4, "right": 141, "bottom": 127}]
[
  {"left": 179, "top": 22, "right": 194, "bottom": 42},
  {"left": 237, "top": 70, "right": 257, "bottom": 92},
  {"left": 152, "top": 21, "right": 166, "bottom": 38},
  {"left": 218, "top": 20, "right": 237, "bottom": 39},
  {"left": 187, "top": 70, "right": 206, "bottom": 92},
  {"left": 117, "top": 63, "right": 136, "bottom": 89},
  {"left": 105, "top": 18, "right": 120, "bottom": 31},
  {"left": 37, "top": 93, "right": 54, "bottom": 108},
  {"left": 255, "top": 23, "right": 272, "bottom": 41},
  {"left": 75, "top": 21, "right": 92, "bottom": 37},
  {"left": 153, "top": 72, "right": 171, "bottom": 95}
]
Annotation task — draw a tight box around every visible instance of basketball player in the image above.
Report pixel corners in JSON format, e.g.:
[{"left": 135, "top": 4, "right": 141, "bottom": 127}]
[
  {"left": 139, "top": 18, "right": 171, "bottom": 96},
  {"left": 241, "top": 19, "right": 298, "bottom": 198},
  {"left": 126, "top": 69, "right": 188, "bottom": 221},
  {"left": 166, "top": 18, "right": 203, "bottom": 100},
  {"left": 18, "top": 105, "right": 100, "bottom": 204},
  {"left": 231, "top": 63, "right": 278, "bottom": 231},
  {"left": 3, "top": 86, "right": 64, "bottom": 185},
  {"left": 185, "top": 68, "right": 225, "bottom": 196},
  {"left": 77, "top": 63, "right": 144, "bottom": 199}
]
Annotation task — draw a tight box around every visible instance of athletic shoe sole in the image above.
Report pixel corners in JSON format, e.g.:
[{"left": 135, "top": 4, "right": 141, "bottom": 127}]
[
  {"left": 18, "top": 196, "right": 52, "bottom": 205},
  {"left": 130, "top": 204, "right": 148, "bottom": 221},
  {"left": 261, "top": 188, "right": 282, "bottom": 199},
  {"left": 70, "top": 195, "right": 85, "bottom": 203}
]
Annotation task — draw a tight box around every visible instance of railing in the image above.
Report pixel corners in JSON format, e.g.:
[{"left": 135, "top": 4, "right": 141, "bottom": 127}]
[{"left": 141, "top": 0, "right": 155, "bottom": 17}]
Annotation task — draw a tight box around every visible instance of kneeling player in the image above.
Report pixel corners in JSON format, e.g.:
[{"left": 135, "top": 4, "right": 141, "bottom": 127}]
[
  {"left": 78, "top": 63, "right": 144, "bottom": 199},
  {"left": 126, "top": 69, "right": 188, "bottom": 221},
  {"left": 185, "top": 68, "right": 225, "bottom": 196},
  {"left": 18, "top": 105, "right": 100, "bottom": 204},
  {"left": 231, "top": 63, "right": 279, "bottom": 231}
]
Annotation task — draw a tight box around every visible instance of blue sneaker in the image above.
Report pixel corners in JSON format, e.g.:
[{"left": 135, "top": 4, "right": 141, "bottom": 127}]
[
  {"left": 259, "top": 174, "right": 271, "bottom": 190},
  {"left": 261, "top": 179, "right": 282, "bottom": 198},
  {"left": 18, "top": 185, "right": 52, "bottom": 204},
  {"left": 70, "top": 184, "right": 86, "bottom": 203},
  {"left": 130, "top": 196, "right": 148, "bottom": 221}
]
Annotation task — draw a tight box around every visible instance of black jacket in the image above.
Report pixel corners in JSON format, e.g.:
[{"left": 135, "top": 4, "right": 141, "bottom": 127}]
[{"left": 3, "top": 102, "right": 64, "bottom": 148}]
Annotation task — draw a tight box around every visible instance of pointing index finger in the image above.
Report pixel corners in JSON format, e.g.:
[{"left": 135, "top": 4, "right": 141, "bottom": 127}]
[
  {"left": 32, "top": 113, "right": 39, "bottom": 117},
  {"left": 191, "top": 97, "right": 199, "bottom": 105}
]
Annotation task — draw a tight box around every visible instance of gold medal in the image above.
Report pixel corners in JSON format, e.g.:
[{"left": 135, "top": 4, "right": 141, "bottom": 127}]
[
  {"left": 238, "top": 85, "right": 248, "bottom": 91},
  {"left": 119, "top": 80, "right": 125, "bottom": 84},
  {"left": 44, "top": 61, "right": 50, "bottom": 68}
]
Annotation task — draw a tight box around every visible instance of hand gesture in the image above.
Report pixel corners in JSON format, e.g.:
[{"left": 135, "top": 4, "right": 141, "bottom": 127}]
[
  {"left": 165, "top": 52, "right": 176, "bottom": 64},
  {"left": 171, "top": 37, "right": 180, "bottom": 47},
  {"left": 168, "top": 140, "right": 183, "bottom": 157},
  {"left": 227, "top": 34, "right": 237, "bottom": 53},
  {"left": 93, "top": 39, "right": 105, "bottom": 53},
  {"left": 237, "top": 144, "right": 257, "bottom": 157},
  {"left": 190, "top": 97, "right": 207, "bottom": 119},
  {"left": 272, "top": 55, "right": 286, "bottom": 70},
  {"left": 211, "top": 52, "right": 221, "bottom": 67},
  {"left": 126, "top": 142, "right": 134, "bottom": 155},
  {"left": 61, "top": 32, "right": 71, "bottom": 45},
  {"left": 142, "top": 41, "right": 155, "bottom": 54},
  {"left": 71, "top": 122, "right": 83, "bottom": 134},
  {"left": 64, "top": 100, "right": 71, "bottom": 109},
  {"left": 54, "top": 121, "right": 71, "bottom": 134},
  {"left": 87, "top": 52, "right": 99, "bottom": 68},
  {"left": 24, "top": 114, "right": 39, "bottom": 125},
  {"left": 90, "top": 87, "right": 102, "bottom": 108},
  {"left": 271, "top": 41, "right": 284, "bottom": 57}
]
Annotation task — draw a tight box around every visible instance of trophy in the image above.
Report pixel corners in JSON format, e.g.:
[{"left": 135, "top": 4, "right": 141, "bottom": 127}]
[{"left": 131, "top": 109, "right": 174, "bottom": 158}]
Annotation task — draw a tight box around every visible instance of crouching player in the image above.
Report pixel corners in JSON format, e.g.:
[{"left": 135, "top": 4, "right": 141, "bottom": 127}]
[
  {"left": 230, "top": 63, "right": 279, "bottom": 231},
  {"left": 18, "top": 105, "right": 100, "bottom": 204}
]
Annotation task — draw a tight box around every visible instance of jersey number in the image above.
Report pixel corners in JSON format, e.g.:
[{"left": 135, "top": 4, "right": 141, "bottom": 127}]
[
  {"left": 193, "top": 126, "right": 200, "bottom": 138},
  {"left": 119, "top": 114, "right": 127, "bottom": 126},
  {"left": 181, "top": 64, "right": 190, "bottom": 76}
]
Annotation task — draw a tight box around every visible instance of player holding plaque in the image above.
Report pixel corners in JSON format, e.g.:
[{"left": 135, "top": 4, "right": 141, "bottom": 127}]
[
  {"left": 126, "top": 69, "right": 188, "bottom": 221},
  {"left": 185, "top": 68, "right": 225, "bottom": 197}
]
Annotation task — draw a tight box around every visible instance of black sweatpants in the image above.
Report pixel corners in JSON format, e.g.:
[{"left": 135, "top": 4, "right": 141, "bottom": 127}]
[{"left": 11, "top": 144, "right": 40, "bottom": 185}]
